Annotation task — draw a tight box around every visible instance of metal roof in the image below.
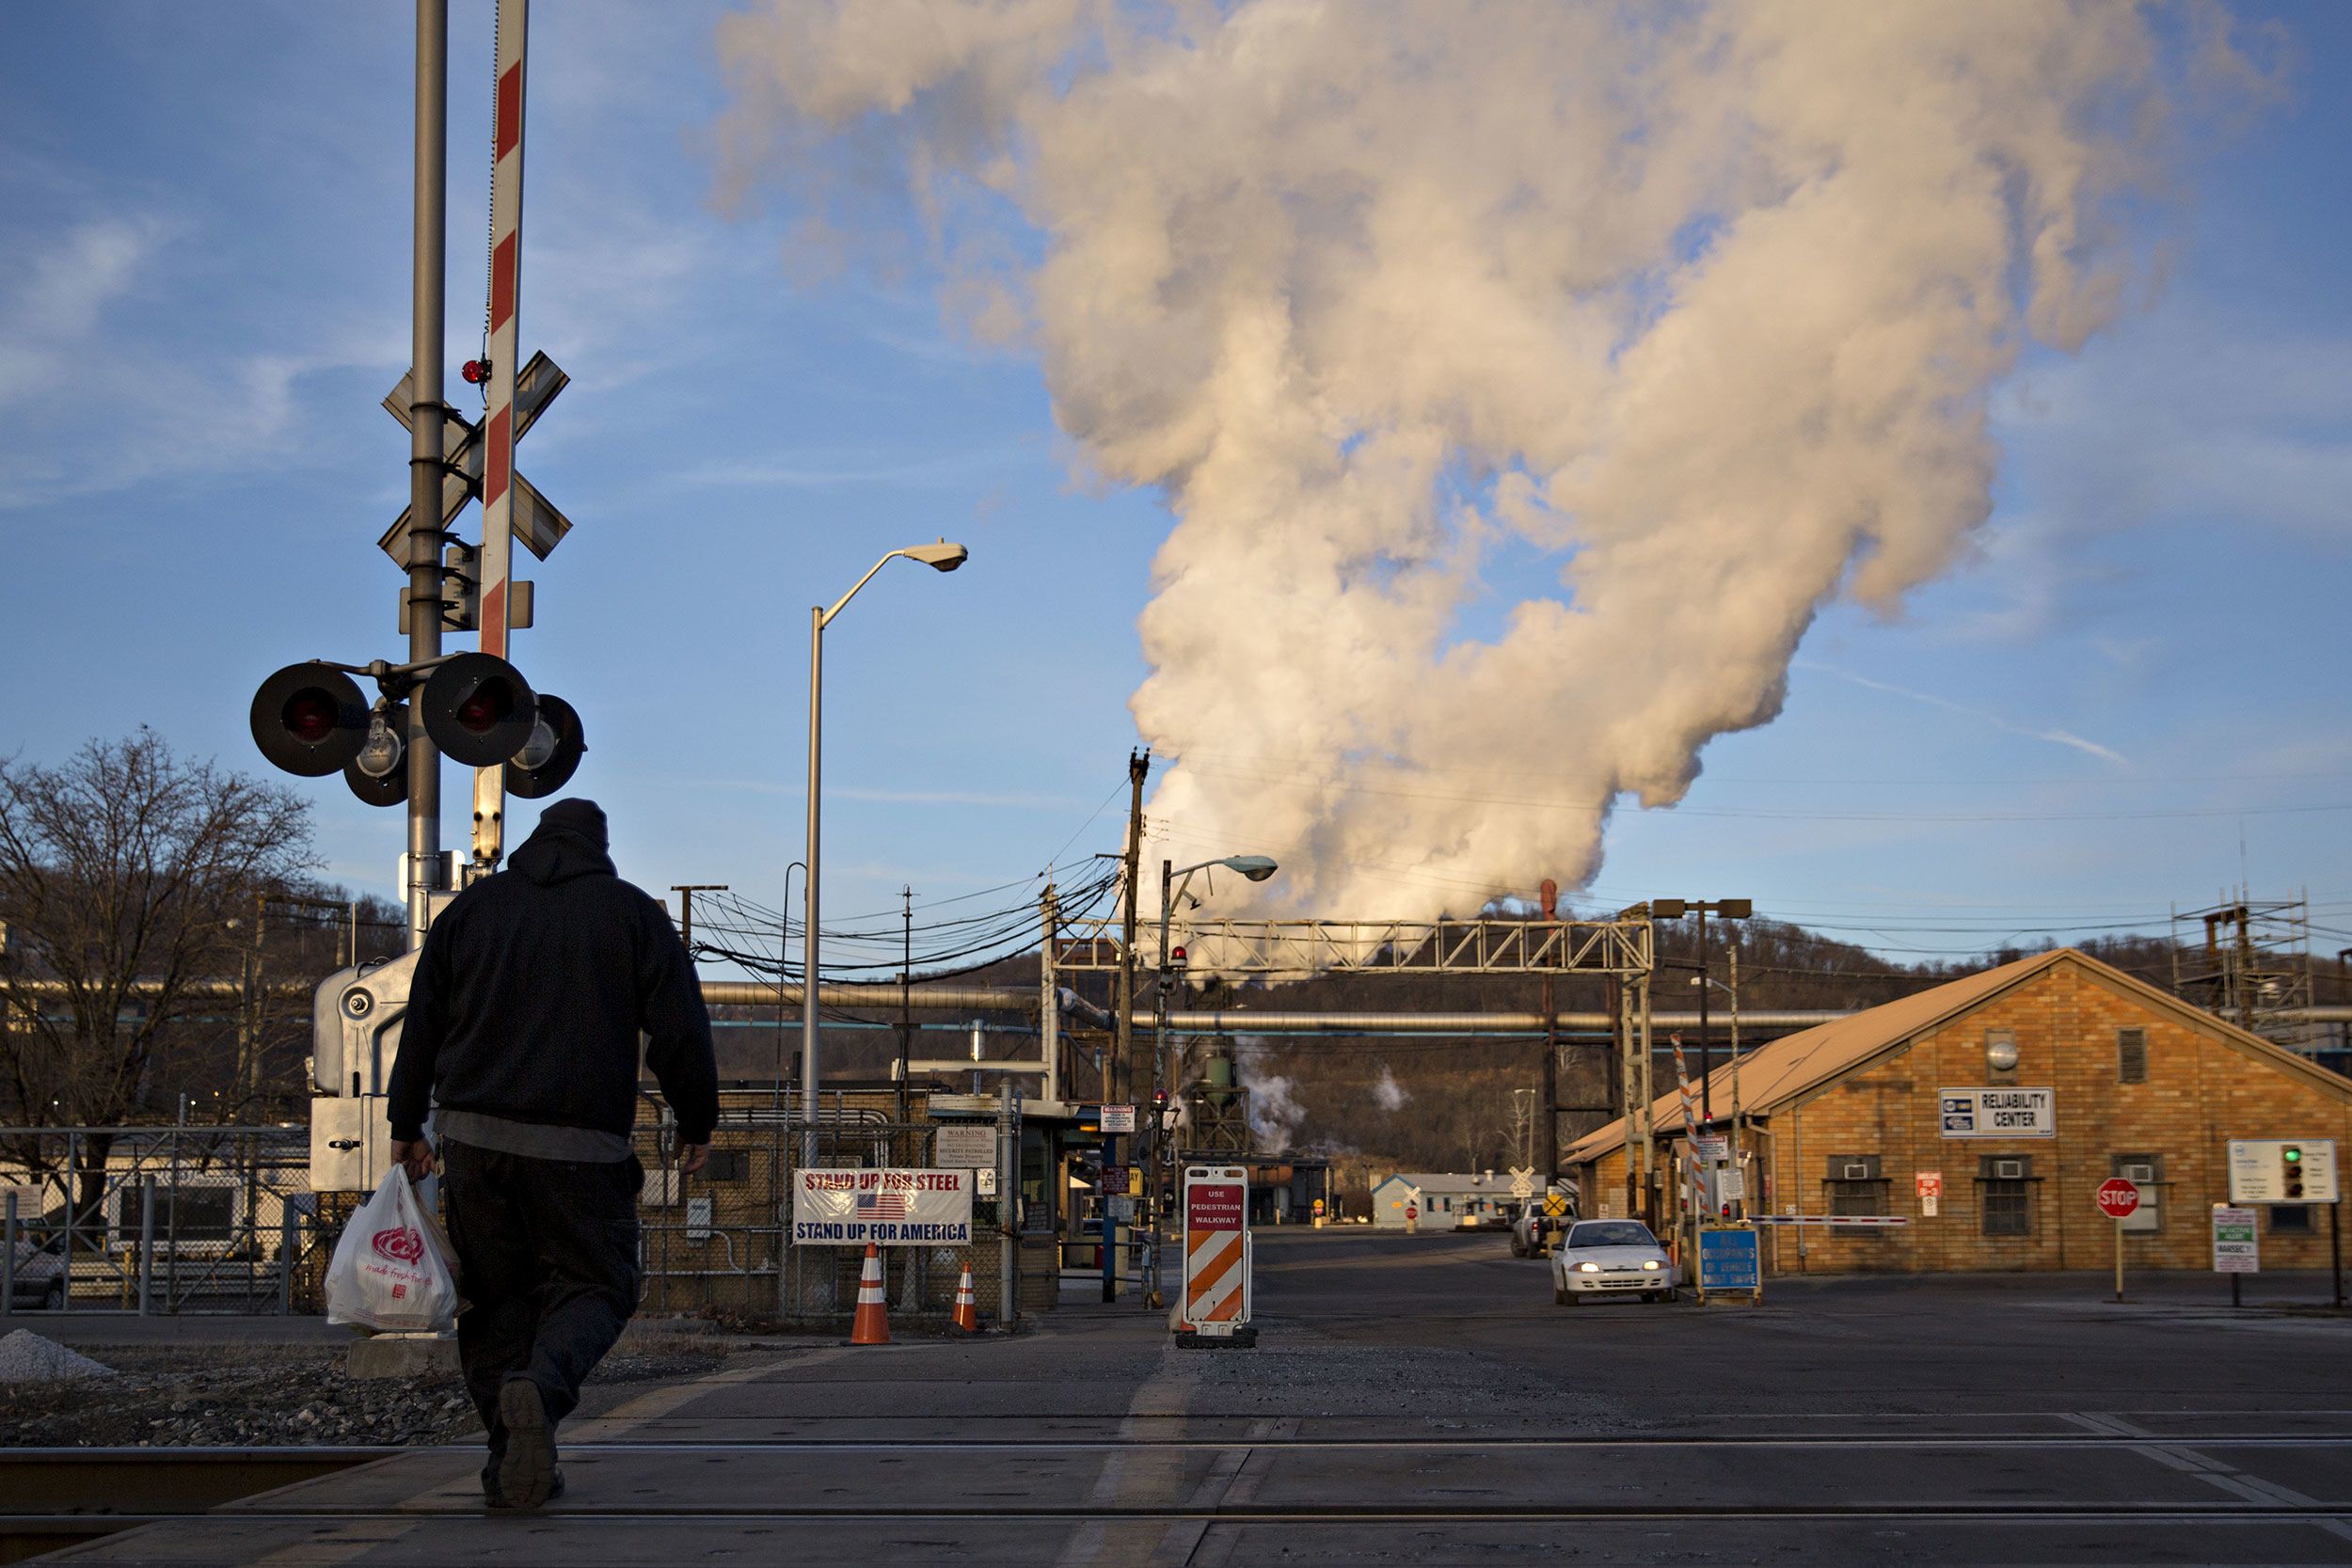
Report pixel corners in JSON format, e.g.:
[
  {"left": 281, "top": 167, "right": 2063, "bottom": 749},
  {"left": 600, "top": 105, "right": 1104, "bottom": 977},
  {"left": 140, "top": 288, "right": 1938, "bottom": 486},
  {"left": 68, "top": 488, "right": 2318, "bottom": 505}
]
[{"left": 1564, "top": 947, "right": 2352, "bottom": 1166}]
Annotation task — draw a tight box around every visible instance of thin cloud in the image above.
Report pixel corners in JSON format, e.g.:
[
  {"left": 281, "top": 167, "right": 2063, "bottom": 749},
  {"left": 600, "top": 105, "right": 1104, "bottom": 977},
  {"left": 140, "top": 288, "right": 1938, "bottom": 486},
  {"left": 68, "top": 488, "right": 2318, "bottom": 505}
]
[{"left": 1802, "top": 661, "right": 2131, "bottom": 767}]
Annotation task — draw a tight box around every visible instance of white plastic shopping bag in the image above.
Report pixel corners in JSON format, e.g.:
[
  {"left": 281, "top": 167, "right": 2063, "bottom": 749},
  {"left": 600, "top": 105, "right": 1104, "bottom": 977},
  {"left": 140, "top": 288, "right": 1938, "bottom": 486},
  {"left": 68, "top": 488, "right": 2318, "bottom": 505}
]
[{"left": 324, "top": 1169, "right": 460, "bottom": 1333}]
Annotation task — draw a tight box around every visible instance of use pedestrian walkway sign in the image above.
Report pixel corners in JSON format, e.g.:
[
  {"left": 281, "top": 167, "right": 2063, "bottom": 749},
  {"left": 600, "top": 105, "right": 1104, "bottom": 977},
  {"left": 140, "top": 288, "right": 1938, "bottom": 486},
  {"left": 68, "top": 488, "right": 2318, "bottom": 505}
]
[{"left": 1181, "top": 1164, "right": 1252, "bottom": 1343}]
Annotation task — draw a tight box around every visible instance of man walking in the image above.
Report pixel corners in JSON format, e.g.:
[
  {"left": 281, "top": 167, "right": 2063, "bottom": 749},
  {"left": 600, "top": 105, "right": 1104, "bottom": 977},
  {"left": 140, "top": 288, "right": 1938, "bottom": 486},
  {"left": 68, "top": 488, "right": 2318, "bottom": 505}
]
[{"left": 388, "top": 799, "right": 718, "bottom": 1510}]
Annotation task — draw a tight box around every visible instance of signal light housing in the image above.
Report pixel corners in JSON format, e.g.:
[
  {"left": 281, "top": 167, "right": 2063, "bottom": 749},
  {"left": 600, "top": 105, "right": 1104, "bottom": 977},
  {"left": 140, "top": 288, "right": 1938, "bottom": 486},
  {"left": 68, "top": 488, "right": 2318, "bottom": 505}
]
[
  {"left": 342, "top": 705, "right": 409, "bottom": 807},
  {"left": 504, "top": 692, "right": 586, "bottom": 799},
  {"left": 420, "top": 653, "right": 536, "bottom": 767},
  {"left": 250, "top": 663, "right": 371, "bottom": 777}
]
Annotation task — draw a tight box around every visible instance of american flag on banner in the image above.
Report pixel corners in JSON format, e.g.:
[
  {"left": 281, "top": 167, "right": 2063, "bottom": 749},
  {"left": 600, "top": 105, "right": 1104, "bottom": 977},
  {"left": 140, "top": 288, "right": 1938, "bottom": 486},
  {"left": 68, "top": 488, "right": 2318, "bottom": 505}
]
[{"left": 856, "top": 1190, "right": 909, "bottom": 1221}]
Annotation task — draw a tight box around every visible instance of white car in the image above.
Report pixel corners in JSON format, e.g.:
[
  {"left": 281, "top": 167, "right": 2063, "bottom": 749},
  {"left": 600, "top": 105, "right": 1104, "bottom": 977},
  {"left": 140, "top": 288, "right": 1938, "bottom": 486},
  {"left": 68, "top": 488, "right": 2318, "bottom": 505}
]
[{"left": 1550, "top": 1218, "right": 1677, "bottom": 1305}]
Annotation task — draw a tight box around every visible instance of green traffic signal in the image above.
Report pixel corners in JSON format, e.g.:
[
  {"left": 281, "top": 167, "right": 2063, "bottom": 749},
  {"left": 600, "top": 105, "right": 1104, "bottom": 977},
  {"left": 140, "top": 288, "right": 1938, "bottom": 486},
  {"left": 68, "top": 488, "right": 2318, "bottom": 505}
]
[{"left": 2284, "top": 1147, "right": 2303, "bottom": 1163}]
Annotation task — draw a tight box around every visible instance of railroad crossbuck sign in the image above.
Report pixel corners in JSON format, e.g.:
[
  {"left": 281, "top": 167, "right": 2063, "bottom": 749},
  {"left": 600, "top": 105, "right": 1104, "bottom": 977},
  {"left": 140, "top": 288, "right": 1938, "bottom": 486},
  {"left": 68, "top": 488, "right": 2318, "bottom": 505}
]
[{"left": 1183, "top": 1164, "right": 1250, "bottom": 1335}]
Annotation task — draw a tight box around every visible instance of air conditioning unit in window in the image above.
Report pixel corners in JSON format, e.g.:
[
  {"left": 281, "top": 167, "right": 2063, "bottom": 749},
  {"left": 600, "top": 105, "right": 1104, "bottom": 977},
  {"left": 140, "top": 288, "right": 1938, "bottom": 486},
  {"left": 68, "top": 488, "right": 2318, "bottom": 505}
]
[
  {"left": 1994, "top": 1159, "right": 2024, "bottom": 1180},
  {"left": 1842, "top": 1163, "right": 1870, "bottom": 1180},
  {"left": 2125, "top": 1164, "right": 2155, "bottom": 1183}
]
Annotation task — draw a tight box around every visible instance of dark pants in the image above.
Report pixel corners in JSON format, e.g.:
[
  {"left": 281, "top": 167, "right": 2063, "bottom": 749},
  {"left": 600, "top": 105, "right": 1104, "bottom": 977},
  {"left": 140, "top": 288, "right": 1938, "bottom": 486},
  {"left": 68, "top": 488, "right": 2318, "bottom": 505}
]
[{"left": 440, "top": 1139, "right": 643, "bottom": 1457}]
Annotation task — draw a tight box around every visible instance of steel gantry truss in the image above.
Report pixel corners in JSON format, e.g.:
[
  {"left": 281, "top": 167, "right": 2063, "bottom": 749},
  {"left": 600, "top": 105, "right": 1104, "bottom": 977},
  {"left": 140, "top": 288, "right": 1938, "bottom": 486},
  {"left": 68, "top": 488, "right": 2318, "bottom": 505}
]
[{"left": 1053, "top": 916, "right": 1654, "bottom": 979}]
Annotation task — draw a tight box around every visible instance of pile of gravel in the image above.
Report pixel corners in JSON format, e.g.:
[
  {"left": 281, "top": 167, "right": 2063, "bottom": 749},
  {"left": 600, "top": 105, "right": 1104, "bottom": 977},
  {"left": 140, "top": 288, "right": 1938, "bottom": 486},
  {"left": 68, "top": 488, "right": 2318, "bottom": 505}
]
[{"left": 0, "top": 1329, "right": 115, "bottom": 1384}]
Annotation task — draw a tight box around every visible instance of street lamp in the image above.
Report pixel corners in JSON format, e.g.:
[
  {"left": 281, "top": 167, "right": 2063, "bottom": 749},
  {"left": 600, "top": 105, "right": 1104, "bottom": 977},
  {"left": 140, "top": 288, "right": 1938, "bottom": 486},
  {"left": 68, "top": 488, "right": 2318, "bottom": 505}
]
[
  {"left": 802, "top": 540, "right": 969, "bottom": 1154},
  {"left": 1140, "top": 852, "right": 1278, "bottom": 1307}
]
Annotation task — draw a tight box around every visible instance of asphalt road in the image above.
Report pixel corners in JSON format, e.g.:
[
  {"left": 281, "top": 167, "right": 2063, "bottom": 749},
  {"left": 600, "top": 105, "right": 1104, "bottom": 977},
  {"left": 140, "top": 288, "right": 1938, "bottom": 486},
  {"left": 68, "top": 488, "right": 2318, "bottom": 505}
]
[{"left": 49, "top": 1228, "right": 2352, "bottom": 1565}]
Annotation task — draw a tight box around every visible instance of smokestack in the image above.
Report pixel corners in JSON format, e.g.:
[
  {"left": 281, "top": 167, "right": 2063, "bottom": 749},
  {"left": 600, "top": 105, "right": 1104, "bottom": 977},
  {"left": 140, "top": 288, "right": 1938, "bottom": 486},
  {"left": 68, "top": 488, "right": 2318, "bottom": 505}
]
[{"left": 716, "top": 2, "right": 2249, "bottom": 916}]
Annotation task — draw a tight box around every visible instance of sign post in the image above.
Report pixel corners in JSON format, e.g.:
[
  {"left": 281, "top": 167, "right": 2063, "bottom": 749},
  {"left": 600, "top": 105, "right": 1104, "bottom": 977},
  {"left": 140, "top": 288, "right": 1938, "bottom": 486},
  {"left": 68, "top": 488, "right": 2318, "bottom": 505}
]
[
  {"left": 2212, "top": 1204, "right": 2259, "bottom": 1308},
  {"left": 1695, "top": 1224, "right": 1762, "bottom": 1306},
  {"left": 1180, "top": 1164, "right": 1252, "bottom": 1346},
  {"left": 2096, "top": 1178, "right": 2141, "bottom": 1303}
]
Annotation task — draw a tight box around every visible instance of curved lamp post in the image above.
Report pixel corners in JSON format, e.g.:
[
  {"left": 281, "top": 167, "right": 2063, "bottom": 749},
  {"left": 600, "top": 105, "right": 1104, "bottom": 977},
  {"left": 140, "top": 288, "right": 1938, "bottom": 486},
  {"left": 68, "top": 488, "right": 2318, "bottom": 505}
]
[{"left": 803, "top": 540, "right": 968, "bottom": 1155}]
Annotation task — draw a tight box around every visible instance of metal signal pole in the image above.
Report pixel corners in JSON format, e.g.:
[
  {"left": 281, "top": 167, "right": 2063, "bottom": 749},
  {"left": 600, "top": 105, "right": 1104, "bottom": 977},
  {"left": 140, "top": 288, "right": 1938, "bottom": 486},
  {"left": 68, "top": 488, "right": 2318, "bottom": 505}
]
[{"left": 403, "top": 0, "right": 450, "bottom": 951}]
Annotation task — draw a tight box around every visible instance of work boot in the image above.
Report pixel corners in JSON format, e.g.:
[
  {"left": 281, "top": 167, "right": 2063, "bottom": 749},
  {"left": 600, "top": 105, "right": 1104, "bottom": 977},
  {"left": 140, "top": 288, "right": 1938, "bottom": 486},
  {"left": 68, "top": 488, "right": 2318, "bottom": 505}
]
[
  {"left": 482, "top": 1464, "right": 565, "bottom": 1510},
  {"left": 496, "top": 1377, "right": 559, "bottom": 1510}
]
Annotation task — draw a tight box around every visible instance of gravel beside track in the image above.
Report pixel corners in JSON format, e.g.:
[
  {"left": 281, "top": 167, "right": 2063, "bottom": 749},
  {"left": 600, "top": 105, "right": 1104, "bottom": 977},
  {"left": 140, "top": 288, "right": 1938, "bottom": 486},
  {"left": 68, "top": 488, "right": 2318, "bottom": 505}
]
[{"left": 0, "top": 1326, "right": 754, "bottom": 1448}]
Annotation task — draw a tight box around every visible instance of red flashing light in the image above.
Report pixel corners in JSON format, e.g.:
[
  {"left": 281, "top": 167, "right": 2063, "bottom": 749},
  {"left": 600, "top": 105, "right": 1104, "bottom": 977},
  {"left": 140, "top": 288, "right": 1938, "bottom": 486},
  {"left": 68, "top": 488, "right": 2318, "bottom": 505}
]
[
  {"left": 282, "top": 690, "right": 338, "bottom": 743},
  {"left": 461, "top": 358, "right": 491, "bottom": 385},
  {"left": 455, "top": 681, "right": 515, "bottom": 734},
  {"left": 1169, "top": 945, "right": 1187, "bottom": 966}
]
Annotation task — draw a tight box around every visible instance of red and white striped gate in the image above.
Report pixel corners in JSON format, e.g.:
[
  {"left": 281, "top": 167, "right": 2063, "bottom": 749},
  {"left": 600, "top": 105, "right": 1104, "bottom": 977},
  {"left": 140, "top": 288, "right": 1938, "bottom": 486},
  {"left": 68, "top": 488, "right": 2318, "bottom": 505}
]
[{"left": 472, "top": 0, "right": 528, "bottom": 867}]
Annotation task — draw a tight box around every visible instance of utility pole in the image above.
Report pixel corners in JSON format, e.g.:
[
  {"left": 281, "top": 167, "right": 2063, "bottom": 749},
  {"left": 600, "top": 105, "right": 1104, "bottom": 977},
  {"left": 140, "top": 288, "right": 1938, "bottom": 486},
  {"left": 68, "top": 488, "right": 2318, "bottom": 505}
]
[
  {"left": 1539, "top": 878, "right": 1559, "bottom": 1184},
  {"left": 898, "top": 885, "right": 914, "bottom": 1122},
  {"left": 1727, "top": 947, "right": 1743, "bottom": 1219},
  {"left": 671, "top": 885, "right": 728, "bottom": 953},
  {"left": 1116, "top": 751, "right": 1149, "bottom": 1110},
  {"left": 403, "top": 0, "right": 450, "bottom": 950},
  {"left": 1146, "top": 856, "right": 1173, "bottom": 1308}
]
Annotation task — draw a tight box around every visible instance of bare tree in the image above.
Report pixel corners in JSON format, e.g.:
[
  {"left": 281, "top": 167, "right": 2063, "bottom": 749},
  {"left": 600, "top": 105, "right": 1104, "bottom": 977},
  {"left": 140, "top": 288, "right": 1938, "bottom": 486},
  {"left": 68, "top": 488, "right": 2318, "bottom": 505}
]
[{"left": 0, "top": 731, "right": 316, "bottom": 1212}]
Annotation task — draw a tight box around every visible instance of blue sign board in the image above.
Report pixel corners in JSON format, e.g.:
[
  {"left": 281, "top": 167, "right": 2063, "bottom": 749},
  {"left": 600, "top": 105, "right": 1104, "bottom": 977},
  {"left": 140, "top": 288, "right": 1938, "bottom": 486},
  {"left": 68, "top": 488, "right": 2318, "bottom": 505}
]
[{"left": 1697, "top": 1226, "right": 1760, "bottom": 1291}]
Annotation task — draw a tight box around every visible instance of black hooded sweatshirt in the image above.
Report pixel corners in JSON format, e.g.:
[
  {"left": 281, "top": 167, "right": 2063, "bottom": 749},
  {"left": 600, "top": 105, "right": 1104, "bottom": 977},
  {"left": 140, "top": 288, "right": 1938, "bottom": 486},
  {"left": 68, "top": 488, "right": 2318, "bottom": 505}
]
[{"left": 388, "top": 801, "right": 719, "bottom": 1146}]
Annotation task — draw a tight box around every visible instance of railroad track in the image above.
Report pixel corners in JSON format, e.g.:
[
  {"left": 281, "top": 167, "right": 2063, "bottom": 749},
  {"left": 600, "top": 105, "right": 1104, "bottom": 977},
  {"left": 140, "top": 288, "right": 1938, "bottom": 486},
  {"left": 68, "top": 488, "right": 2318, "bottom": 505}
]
[{"left": 8, "top": 1434, "right": 2348, "bottom": 1563}]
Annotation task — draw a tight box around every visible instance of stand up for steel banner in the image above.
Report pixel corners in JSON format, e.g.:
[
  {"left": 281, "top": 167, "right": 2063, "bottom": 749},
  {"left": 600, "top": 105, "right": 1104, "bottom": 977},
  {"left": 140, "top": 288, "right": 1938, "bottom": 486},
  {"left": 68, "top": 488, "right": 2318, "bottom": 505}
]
[{"left": 1178, "top": 1164, "right": 1255, "bottom": 1349}]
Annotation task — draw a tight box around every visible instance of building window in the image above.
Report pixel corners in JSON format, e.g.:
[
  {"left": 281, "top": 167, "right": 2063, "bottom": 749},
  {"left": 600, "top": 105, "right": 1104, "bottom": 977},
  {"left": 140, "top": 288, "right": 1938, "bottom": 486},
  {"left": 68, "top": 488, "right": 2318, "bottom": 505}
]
[
  {"left": 1978, "top": 1155, "right": 2032, "bottom": 1237},
  {"left": 2271, "top": 1204, "right": 2314, "bottom": 1235},
  {"left": 2113, "top": 1153, "right": 2162, "bottom": 1233},
  {"left": 1826, "top": 1153, "right": 1885, "bottom": 1217},
  {"left": 700, "top": 1148, "right": 750, "bottom": 1184},
  {"left": 2117, "top": 1028, "right": 2148, "bottom": 1085}
]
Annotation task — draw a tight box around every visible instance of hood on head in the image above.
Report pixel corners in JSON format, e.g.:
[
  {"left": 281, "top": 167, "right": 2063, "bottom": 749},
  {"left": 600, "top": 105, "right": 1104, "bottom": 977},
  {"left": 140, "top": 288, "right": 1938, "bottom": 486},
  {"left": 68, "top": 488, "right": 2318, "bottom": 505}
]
[{"left": 509, "top": 798, "right": 616, "bottom": 886}]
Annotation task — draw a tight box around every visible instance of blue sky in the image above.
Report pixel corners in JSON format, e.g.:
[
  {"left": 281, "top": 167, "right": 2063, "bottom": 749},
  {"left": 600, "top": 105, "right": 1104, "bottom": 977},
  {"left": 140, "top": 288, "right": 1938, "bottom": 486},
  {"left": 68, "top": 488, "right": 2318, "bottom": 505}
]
[{"left": 3, "top": 2, "right": 2347, "bottom": 970}]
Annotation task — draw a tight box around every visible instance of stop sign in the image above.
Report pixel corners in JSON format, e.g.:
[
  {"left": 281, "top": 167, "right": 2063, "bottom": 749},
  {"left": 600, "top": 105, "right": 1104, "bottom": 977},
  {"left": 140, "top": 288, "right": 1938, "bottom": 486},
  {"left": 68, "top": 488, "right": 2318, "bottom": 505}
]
[{"left": 2096, "top": 1178, "right": 2141, "bottom": 1219}]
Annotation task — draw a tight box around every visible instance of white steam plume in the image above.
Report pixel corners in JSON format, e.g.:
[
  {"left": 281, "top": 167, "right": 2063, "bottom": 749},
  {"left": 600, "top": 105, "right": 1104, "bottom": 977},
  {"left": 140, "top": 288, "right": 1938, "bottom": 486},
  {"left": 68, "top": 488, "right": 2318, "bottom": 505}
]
[
  {"left": 1232, "top": 1037, "right": 1305, "bottom": 1154},
  {"left": 716, "top": 1, "right": 2246, "bottom": 915},
  {"left": 1373, "top": 1065, "right": 1408, "bottom": 1114}
]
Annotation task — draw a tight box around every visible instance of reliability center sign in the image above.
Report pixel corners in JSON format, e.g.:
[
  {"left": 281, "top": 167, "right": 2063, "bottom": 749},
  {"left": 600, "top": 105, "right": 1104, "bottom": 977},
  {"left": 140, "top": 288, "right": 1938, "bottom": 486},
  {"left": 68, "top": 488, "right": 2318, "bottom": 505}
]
[
  {"left": 795, "top": 1168, "right": 973, "bottom": 1246},
  {"left": 1939, "top": 1087, "right": 2056, "bottom": 1139}
]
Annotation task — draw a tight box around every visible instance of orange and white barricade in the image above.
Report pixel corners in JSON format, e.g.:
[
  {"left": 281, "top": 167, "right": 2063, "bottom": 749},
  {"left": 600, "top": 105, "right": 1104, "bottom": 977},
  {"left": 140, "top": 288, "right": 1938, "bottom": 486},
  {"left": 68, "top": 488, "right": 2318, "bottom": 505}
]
[{"left": 1179, "top": 1164, "right": 1253, "bottom": 1346}]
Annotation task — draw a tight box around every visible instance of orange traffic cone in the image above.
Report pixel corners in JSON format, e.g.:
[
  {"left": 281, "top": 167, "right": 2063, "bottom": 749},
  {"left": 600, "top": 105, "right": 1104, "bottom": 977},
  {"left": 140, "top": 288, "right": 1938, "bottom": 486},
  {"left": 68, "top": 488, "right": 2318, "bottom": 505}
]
[
  {"left": 950, "top": 1259, "right": 981, "bottom": 1335},
  {"left": 850, "top": 1243, "right": 891, "bottom": 1345}
]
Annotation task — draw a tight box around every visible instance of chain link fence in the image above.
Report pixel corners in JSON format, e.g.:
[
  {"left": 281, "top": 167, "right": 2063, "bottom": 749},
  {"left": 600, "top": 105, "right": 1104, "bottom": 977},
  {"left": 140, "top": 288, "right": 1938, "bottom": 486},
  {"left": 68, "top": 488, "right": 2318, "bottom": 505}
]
[
  {"left": 632, "top": 1095, "right": 1044, "bottom": 1329},
  {"left": 0, "top": 1127, "right": 326, "bottom": 1316},
  {"left": 0, "top": 1100, "right": 1048, "bottom": 1332}
]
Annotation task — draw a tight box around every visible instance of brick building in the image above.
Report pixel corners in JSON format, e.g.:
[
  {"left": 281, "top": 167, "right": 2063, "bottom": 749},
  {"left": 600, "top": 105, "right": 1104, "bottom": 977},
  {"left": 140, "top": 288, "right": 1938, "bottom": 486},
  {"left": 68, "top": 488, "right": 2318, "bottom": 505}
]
[{"left": 1565, "top": 948, "right": 2352, "bottom": 1274}]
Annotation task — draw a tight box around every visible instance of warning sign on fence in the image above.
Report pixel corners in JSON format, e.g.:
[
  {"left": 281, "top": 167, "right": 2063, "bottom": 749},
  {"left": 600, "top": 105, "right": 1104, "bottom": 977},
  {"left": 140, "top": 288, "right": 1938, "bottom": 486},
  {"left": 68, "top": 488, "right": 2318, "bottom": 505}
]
[{"left": 794, "top": 1168, "right": 972, "bottom": 1246}]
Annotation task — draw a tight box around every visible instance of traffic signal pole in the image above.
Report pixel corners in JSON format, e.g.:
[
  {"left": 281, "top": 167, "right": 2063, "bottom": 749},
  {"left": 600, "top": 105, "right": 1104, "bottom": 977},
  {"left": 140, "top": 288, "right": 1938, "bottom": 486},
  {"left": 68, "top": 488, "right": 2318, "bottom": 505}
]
[{"left": 404, "top": 0, "right": 450, "bottom": 950}]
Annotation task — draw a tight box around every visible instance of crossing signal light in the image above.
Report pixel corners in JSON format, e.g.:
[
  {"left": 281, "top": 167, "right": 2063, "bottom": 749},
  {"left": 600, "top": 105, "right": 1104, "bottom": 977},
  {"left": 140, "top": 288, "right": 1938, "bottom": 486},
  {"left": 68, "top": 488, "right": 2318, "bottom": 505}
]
[
  {"left": 2283, "top": 1146, "right": 2305, "bottom": 1199},
  {"left": 504, "top": 692, "right": 586, "bottom": 798},
  {"left": 250, "top": 663, "right": 371, "bottom": 777},
  {"left": 342, "top": 704, "right": 409, "bottom": 806},
  {"left": 420, "top": 653, "right": 536, "bottom": 767}
]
